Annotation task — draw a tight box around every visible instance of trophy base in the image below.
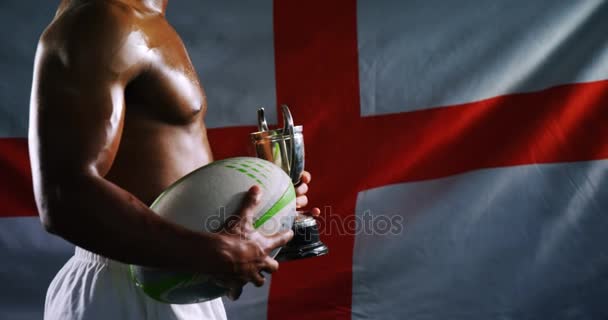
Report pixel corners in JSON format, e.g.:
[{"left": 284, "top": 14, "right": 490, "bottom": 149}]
[{"left": 276, "top": 215, "right": 329, "bottom": 262}]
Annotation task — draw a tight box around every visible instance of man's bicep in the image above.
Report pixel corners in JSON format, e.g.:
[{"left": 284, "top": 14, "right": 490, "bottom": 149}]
[{"left": 29, "top": 48, "right": 126, "bottom": 181}]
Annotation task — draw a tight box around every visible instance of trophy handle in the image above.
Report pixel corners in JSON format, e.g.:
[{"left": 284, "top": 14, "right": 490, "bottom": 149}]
[
  {"left": 281, "top": 105, "right": 300, "bottom": 184},
  {"left": 281, "top": 104, "right": 295, "bottom": 136},
  {"left": 257, "top": 107, "right": 269, "bottom": 132}
]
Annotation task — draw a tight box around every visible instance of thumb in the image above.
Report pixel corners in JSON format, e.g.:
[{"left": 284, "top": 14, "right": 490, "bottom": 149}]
[
  {"left": 263, "top": 229, "right": 294, "bottom": 254},
  {"left": 239, "top": 185, "right": 263, "bottom": 223}
]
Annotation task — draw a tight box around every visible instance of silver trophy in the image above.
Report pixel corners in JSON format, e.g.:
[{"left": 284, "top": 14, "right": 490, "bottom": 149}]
[{"left": 250, "top": 105, "right": 329, "bottom": 261}]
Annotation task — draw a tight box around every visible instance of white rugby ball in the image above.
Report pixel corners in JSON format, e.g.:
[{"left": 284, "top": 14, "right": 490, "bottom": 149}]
[{"left": 130, "top": 157, "right": 296, "bottom": 304}]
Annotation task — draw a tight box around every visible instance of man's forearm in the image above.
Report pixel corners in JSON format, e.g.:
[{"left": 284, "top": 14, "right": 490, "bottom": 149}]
[{"left": 41, "top": 173, "right": 228, "bottom": 274}]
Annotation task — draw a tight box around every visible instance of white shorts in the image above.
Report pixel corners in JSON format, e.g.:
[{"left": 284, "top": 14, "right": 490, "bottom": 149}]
[{"left": 44, "top": 247, "right": 227, "bottom": 320}]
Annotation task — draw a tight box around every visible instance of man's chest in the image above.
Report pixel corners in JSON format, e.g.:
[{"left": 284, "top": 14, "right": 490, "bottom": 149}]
[{"left": 125, "top": 18, "right": 206, "bottom": 123}]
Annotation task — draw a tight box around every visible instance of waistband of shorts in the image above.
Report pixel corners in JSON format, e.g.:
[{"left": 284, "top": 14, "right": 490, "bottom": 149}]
[{"left": 74, "top": 247, "right": 126, "bottom": 268}]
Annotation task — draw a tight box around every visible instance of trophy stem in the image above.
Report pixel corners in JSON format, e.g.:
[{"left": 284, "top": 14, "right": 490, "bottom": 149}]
[{"left": 275, "top": 212, "right": 329, "bottom": 262}]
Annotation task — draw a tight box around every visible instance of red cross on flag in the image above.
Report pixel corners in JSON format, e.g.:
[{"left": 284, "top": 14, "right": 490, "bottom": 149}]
[{"left": 1, "top": 1, "right": 607, "bottom": 319}]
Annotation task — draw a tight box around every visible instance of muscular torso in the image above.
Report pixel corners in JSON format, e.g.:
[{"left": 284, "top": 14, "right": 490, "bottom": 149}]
[
  {"left": 59, "top": 1, "right": 212, "bottom": 204},
  {"left": 28, "top": 0, "right": 294, "bottom": 278}
]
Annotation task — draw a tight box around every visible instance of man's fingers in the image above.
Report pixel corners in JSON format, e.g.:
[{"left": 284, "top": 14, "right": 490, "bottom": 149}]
[
  {"left": 240, "top": 185, "right": 262, "bottom": 221},
  {"left": 251, "top": 272, "right": 266, "bottom": 287},
  {"left": 260, "top": 256, "right": 279, "bottom": 274},
  {"left": 301, "top": 208, "right": 321, "bottom": 217},
  {"left": 263, "top": 229, "right": 294, "bottom": 253},
  {"left": 296, "top": 195, "right": 308, "bottom": 208},
  {"left": 295, "top": 182, "right": 308, "bottom": 196},
  {"left": 301, "top": 171, "right": 312, "bottom": 184}
]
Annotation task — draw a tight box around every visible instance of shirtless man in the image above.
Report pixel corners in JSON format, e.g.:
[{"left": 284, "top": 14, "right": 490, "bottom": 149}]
[{"left": 28, "top": 0, "right": 317, "bottom": 319}]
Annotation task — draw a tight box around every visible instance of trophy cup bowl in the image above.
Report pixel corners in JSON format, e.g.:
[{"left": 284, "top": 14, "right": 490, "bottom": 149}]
[{"left": 250, "top": 105, "right": 329, "bottom": 261}]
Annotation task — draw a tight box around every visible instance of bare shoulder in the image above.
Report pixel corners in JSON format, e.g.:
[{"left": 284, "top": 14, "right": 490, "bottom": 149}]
[{"left": 37, "top": 1, "right": 150, "bottom": 79}]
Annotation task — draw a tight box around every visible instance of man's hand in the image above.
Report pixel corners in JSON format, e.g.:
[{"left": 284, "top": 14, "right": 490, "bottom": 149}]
[
  {"left": 295, "top": 171, "right": 321, "bottom": 217},
  {"left": 214, "top": 186, "right": 294, "bottom": 300}
]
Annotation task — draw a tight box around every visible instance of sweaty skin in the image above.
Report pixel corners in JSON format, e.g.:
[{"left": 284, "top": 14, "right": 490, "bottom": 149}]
[{"left": 28, "top": 0, "right": 313, "bottom": 299}]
